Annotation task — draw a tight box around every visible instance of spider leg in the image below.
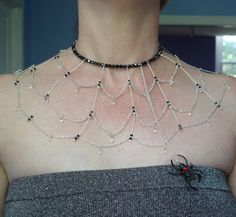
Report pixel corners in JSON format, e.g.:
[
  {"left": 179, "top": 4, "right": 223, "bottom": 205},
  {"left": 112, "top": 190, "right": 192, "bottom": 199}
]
[
  {"left": 177, "top": 154, "right": 188, "bottom": 166},
  {"left": 191, "top": 168, "right": 204, "bottom": 174},
  {"left": 185, "top": 175, "right": 198, "bottom": 191},
  {"left": 193, "top": 173, "right": 202, "bottom": 183},
  {"left": 167, "top": 171, "right": 181, "bottom": 176},
  {"left": 171, "top": 160, "right": 182, "bottom": 171}
]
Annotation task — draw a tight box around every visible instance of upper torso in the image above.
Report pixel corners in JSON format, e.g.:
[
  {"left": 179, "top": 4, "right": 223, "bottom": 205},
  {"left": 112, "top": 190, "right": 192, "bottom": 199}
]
[{"left": 0, "top": 48, "right": 236, "bottom": 183}]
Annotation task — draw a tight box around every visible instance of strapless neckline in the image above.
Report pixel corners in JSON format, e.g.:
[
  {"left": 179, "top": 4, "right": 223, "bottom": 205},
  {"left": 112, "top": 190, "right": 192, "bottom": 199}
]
[
  {"left": 10, "top": 163, "right": 227, "bottom": 184},
  {"left": 5, "top": 163, "right": 236, "bottom": 217}
]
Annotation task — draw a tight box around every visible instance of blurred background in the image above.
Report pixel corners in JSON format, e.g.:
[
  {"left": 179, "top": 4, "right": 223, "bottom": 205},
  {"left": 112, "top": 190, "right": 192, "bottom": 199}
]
[{"left": 0, "top": 0, "right": 236, "bottom": 76}]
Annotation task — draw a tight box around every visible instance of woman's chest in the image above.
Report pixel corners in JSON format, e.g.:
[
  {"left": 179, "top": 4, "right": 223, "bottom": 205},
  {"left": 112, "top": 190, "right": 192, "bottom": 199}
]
[{"left": 2, "top": 105, "right": 235, "bottom": 183}]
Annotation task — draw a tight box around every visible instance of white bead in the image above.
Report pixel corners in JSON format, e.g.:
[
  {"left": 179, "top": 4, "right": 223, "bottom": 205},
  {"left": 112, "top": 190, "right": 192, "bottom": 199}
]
[
  {"left": 207, "top": 120, "right": 211, "bottom": 127},
  {"left": 188, "top": 112, "right": 192, "bottom": 116},
  {"left": 28, "top": 86, "right": 33, "bottom": 90},
  {"left": 98, "top": 148, "right": 103, "bottom": 155},
  {"left": 74, "top": 88, "right": 79, "bottom": 93},
  {"left": 109, "top": 136, "right": 114, "bottom": 143},
  {"left": 227, "top": 86, "right": 231, "bottom": 90},
  {"left": 59, "top": 116, "right": 64, "bottom": 123},
  {"left": 153, "top": 129, "right": 158, "bottom": 133},
  {"left": 47, "top": 134, "right": 53, "bottom": 142},
  {"left": 163, "top": 145, "right": 168, "bottom": 155}
]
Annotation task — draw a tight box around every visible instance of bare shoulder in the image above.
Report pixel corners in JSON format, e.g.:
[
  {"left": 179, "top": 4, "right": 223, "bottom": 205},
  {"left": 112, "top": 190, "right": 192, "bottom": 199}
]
[
  {"left": 0, "top": 48, "right": 73, "bottom": 141},
  {"left": 180, "top": 59, "right": 236, "bottom": 127},
  {"left": 204, "top": 72, "right": 236, "bottom": 133}
]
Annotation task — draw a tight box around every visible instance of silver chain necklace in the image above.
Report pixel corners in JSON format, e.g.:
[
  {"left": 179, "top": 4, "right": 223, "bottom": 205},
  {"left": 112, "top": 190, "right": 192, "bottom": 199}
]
[{"left": 13, "top": 45, "right": 230, "bottom": 156}]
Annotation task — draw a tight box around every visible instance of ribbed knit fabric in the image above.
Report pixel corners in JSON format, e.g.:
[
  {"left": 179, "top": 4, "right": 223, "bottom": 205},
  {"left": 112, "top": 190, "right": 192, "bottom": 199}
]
[{"left": 4, "top": 164, "right": 236, "bottom": 217}]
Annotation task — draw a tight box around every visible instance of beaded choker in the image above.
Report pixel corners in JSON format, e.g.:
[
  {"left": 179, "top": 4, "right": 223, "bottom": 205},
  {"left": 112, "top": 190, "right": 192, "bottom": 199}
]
[
  {"left": 13, "top": 40, "right": 230, "bottom": 156},
  {"left": 71, "top": 39, "right": 163, "bottom": 69}
]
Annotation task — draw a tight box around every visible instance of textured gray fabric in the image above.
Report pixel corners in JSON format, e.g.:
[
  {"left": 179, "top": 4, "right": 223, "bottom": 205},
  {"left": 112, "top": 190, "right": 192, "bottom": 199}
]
[{"left": 3, "top": 164, "right": 236, "bottom": 217}]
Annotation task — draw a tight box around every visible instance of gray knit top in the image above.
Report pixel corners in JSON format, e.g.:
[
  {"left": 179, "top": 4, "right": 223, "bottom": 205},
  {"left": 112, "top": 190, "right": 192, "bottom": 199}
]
[{"left": 3, "top": 164, "right": 236, "bottom": 217}]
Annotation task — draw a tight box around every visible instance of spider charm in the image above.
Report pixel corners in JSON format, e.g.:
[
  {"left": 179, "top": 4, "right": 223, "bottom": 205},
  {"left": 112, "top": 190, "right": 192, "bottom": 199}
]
[{"left": 168, "top": 154, "right": 204, "bottom": 191}]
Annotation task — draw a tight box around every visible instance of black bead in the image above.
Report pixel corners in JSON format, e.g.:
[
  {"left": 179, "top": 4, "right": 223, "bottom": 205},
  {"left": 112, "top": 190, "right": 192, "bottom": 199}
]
[
  {"left": 44, "top": 94, "right": 49, "bottom": 100},
  {"left": 178, "top": 124, "right": 183, "bottom": 130},
  {"left": 214, "top": 101, "right": 218, "bottom": 105},
  {"left": 27, "top": 115, "right": 34, "bottom": 121},
  {"left": 130, "top": 134, "right": 133, "bottom": 137},
  {"left": 64, "top": 74, "right": 68, "bottom": 77},
  {"left": 98, "top": 81, "right": 102, "bottom": 86},
  {"left": 175, "top": 63, "right": 181, "bottom": 68},
  {"left": 71, "top": 39, "right": 162, "bottom": 69},
  {"left": 166, "top": 100, "right": 170, "bottom": 104}
]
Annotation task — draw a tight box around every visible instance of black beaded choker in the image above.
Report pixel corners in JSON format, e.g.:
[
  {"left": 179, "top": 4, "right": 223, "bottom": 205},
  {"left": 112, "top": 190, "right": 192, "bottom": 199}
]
[{"left": 71, "top": 40, "right": 163, "bottom": 69}]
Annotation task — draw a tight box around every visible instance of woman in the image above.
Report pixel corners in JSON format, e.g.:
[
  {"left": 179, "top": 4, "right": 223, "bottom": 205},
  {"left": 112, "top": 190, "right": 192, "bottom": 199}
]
[{"left": 0, "top": 0, "right": 236, "bottom": 216}]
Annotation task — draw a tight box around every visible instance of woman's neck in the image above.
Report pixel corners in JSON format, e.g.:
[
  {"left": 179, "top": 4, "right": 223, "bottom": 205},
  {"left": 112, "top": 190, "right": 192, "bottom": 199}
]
[{"left": 77, "top": 0, "right": 161, "bottom": 65}]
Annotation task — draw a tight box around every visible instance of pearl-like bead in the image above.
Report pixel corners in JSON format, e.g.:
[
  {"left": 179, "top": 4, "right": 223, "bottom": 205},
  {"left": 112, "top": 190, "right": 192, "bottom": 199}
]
[
  {"left": 163, "top": 145, "right": 168, "bottom": 154},
  {"left": 98, "top": 148, "right": 103, "bottom": 155},
  {"left": 59, "top": 116, "right": 65, "bottom": 123},
  {"left": 207, "top": 120, "right": 211, "bottom": 127},
  {"left": 47, "top": 134, "right": 53, "bottom": 142},
  {"left": 109, "top": 133, "right": 114, "bottom": 142},
  {"left": 74, "top": 88, "right": 79, "bottom": 93}
]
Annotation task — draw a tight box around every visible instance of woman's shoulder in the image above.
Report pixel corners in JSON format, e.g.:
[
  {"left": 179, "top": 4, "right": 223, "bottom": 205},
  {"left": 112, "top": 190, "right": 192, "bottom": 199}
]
[
  {"left": 180, "top": 60, "right": 236, "bottom": 134},
  {"left": 0, "top": 49, "right": 70, "bottom": 143}
]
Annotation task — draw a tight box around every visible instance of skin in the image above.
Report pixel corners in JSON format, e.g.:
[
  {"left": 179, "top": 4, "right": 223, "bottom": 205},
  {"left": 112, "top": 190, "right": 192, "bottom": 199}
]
[{"left": 0, "top": 0, "right": 236, "bottom": 215}]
